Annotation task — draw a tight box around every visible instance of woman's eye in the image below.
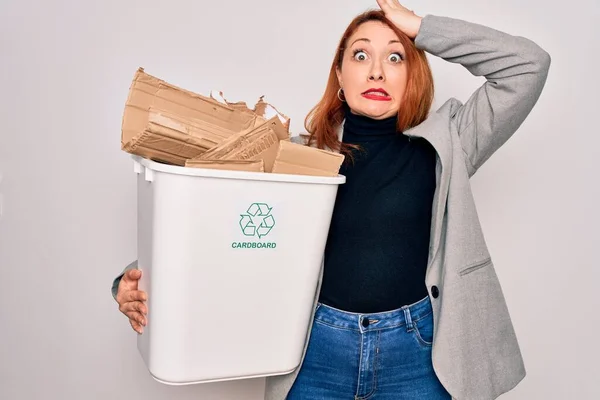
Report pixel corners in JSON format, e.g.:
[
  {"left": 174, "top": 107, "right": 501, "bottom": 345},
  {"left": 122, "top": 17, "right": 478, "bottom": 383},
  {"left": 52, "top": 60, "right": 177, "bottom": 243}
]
[
  {"left": 388, "top": 53, "right": 403, "bottom": 63},
  {"left": 353, "top": 51, "right": 368, "bottom": 61}
]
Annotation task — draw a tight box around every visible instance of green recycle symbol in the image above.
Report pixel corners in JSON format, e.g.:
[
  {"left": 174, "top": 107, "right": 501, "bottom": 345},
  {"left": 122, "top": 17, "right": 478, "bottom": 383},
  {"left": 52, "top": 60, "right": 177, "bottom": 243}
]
[{"left": 239, "top": 203, "right": 275, "bottom": 238}]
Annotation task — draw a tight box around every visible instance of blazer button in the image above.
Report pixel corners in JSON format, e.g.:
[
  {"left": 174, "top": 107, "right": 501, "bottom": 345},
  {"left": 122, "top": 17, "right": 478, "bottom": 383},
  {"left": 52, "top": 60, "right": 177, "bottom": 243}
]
[
  {"left": 431, "top": 285, "right": 439, "bottom": 298},
  {"left": 361, "top": 317, "right": 370, "bottom": 327}
]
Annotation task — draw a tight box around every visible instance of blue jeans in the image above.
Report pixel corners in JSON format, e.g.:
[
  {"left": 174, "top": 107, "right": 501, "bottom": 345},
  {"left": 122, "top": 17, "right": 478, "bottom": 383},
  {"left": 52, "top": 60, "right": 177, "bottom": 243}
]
[{"left": 286, "top": 295, "right": 451, "bottom": 399}]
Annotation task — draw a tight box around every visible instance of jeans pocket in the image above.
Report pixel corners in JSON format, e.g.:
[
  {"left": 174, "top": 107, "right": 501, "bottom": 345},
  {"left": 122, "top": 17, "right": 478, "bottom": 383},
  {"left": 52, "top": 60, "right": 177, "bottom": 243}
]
[{"left": 412, "top": 312, "right": 434, "bottom": 347}]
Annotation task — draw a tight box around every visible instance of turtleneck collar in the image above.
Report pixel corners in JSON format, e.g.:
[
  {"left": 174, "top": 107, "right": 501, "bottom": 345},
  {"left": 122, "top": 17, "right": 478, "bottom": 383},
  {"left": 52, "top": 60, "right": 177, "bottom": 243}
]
[{"left": 342, "top": 102, "right": 400, "bottom": 142}]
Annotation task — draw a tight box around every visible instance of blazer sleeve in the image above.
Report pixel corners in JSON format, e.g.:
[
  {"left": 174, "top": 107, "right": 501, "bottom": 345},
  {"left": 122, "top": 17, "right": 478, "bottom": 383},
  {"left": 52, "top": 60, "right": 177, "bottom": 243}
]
[
  {"left": 111, "top": 259, "right": 139, "bottom": 302},
  {"left": 414, "top": 14, "right": 551, "bottom": 176}
]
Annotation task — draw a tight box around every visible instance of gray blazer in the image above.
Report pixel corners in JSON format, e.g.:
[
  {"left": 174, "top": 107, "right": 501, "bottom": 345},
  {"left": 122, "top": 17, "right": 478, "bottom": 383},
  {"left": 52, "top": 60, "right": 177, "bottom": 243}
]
[{"left": 112, "top": 14, "right": 551, "bottom": 400}]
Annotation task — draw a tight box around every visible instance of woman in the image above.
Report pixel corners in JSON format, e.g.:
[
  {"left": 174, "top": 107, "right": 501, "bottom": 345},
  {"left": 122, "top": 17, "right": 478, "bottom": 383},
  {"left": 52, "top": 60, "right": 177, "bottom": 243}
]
[{"left": 112, "top": 1, "right": 551, "bottom": 399}]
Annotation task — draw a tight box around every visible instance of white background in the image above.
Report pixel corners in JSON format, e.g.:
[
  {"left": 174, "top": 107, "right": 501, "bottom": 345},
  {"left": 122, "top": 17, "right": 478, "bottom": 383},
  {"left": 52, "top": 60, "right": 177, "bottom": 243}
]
[{"left": 0, "top": 0, "right": 598, "bottom": 399}]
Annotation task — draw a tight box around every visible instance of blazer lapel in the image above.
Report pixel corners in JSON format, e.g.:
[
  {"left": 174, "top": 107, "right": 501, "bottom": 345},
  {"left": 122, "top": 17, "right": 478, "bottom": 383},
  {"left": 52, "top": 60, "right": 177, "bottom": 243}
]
[{"left": 403, "top": 113, "right": 453, "bottom": 265}]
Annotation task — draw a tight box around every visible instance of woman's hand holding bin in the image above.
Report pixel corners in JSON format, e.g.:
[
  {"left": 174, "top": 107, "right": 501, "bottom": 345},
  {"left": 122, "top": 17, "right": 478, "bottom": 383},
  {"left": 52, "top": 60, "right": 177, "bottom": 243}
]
[{"left": 116, "top": 268, "right": 148, "bottom": 334}]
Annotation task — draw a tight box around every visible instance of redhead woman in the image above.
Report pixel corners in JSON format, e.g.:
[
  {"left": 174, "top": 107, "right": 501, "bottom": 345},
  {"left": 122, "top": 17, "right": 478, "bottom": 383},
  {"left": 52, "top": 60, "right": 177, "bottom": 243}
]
[{"left": 112, "top": 1, "right": 551, "bottom": 399}]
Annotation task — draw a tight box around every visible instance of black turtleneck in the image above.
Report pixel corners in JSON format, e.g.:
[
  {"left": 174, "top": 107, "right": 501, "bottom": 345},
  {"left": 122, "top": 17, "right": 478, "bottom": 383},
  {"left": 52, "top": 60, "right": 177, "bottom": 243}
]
[{"left": 318, "top": 104, "right": 437, "bottom": 313}]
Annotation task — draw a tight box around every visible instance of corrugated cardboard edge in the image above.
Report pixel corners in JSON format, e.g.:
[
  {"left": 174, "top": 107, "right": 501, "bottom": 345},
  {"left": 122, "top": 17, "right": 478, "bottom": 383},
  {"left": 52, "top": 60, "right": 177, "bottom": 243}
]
[
  {"left": 185, "top": 159, "right": 265, "bottom": 172},
  {"left": 123, "top": 117, "right": 214, "bottom": 163},
  {"left": 271, "top": 162, "right": 339, "bottom": 177},
  {"left": 193, "top": 116, "right": 285, "bottom": 173},
  {"left": 127, "top": 141, "right": 188, "bottom": 166}
]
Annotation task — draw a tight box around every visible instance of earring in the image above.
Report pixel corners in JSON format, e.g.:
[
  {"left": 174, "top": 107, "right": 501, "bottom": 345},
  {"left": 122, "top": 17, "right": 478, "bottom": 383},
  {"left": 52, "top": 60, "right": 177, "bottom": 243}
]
[{"left": 337, "top": 87, "right": 346, "bottom": 102}]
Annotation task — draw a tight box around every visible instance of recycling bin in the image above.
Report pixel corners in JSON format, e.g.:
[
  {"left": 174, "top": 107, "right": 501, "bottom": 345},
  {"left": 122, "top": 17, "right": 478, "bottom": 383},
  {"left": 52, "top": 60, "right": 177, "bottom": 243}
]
[{"left": 131, "top": 155, "right": 346, "bottom": 385}]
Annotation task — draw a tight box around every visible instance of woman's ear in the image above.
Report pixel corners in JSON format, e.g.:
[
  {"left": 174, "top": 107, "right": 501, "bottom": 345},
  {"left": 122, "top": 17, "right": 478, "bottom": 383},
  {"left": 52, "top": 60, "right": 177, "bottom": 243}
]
[{"left": 335, "top": 67, "right": 343, "bottom": 88}]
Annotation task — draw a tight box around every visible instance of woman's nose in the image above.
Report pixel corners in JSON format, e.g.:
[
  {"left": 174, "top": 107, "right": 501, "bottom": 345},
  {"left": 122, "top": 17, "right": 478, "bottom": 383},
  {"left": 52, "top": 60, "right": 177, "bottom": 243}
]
[
  {"left": 369, "top": 73, "right": 384, "bottom": 81},
  {"left": 368, "top": 58, "right": 385, "bottom": 81}
]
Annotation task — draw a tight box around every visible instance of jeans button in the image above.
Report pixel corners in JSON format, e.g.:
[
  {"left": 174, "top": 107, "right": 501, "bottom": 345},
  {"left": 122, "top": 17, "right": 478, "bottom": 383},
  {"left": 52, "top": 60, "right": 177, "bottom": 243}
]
[{"left": 361, "top": 317, "right": 370, "bottom": 327}]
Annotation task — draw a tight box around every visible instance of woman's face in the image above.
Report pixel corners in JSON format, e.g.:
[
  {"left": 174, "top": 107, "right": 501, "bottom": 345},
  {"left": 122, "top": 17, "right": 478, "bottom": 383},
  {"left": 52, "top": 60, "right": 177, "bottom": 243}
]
[{"left": 336, "top": 21, "right": 408, "bottom": 120}]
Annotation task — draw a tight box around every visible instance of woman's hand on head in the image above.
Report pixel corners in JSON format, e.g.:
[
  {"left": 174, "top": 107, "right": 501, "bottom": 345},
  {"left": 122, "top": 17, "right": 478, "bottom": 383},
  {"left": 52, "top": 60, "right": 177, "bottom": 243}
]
[
  {"left": 116, "top": 268, "right": 148, "bottom": 334},
  {"left": 376, "top": 0, "right": 423, "bottom": 39}
]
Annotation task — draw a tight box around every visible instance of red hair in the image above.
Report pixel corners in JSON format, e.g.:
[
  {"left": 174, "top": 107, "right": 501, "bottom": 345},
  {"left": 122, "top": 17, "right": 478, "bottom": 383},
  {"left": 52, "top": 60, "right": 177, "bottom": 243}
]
[{"left": 304, "top": 10, "right": 435, "bottom": 158}]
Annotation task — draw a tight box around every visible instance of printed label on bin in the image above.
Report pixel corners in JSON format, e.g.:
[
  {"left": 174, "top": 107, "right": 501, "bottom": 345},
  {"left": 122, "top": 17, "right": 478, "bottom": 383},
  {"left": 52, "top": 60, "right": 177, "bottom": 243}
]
[{"left": 232, "top": 202, "right": 277, "bottom": 249}]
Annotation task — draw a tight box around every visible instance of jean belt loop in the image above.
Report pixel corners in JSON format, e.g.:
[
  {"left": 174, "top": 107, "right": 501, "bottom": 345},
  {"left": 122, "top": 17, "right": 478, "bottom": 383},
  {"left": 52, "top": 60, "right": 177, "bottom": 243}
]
[{"left": 402, "top": 306, "right": 414, "bottom": 332}]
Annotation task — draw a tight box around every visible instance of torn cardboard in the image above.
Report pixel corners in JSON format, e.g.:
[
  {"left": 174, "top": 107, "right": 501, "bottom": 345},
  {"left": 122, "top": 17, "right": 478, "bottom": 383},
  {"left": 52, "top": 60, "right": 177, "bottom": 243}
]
[
  {"left": 210, "top": 91, "right": 291, "bottom": 133},
  {"left": 193, "top": 117, "right": 288, "bottom": 172},
  {"left": 253, "top": 96, "right": 291, "bottom": 133},
  {"left": 272, "top": 140, "right": 345, "bottom": 177},
  {"left": 124, "top": 110, "right": 227, "bottom": 165},
  {"left": 121, "top": 68, "right": 293, "bottom": 165},
  {"left": 122, "top": 68, "right": 265, "bottom": 163}
]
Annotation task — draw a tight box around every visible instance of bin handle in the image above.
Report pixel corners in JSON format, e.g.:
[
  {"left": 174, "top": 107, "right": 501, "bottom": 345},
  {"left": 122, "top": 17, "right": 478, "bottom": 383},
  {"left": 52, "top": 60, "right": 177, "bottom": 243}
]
[
  {"left": 144, "top": 167, "right": 154, "bottom": 182},
  {"left": 133, "top": 160, "right": 144, "bottom": 174}
]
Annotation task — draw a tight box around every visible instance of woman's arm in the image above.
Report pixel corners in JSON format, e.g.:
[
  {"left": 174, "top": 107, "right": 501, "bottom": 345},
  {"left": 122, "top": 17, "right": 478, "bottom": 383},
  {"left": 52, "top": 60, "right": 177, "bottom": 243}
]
[{"left": 414, "top": 14, "right": 551, "bottom": 176}]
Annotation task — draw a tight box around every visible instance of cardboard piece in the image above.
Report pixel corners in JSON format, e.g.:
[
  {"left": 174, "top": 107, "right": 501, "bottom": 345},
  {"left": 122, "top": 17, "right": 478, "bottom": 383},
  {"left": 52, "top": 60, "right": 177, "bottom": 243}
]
[
  {"left": 193, "top": 117, "right": 287, "bottom": 173},
  {"left": 121, "top": 68, "right": 261, "bottom": 163},
  {"left": 124, "top": 110, "right": 228, "bottom": 165},
  {"left": 272, "top": 140, "right": 345, "bottom": 177},
  {"left": 185, "top": 159, "right": 265, "bottom": 172}
]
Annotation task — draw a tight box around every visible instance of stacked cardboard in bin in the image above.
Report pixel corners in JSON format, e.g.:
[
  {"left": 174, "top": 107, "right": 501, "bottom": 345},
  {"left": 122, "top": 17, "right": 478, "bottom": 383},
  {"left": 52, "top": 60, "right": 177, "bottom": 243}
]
[{"left": 120, "top": 68, "right": 344, "bottom": 177}]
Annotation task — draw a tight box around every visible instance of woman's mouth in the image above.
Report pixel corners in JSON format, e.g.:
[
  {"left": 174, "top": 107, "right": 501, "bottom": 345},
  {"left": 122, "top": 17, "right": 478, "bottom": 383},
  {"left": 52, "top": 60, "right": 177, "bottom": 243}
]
[{"left": 361, "top": 88, "right": 391, "bottom": 101}]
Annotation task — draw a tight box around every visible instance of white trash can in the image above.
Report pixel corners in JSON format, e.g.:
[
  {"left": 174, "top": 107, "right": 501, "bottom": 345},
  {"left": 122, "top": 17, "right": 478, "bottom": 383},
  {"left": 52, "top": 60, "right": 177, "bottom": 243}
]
[{"left": 131, "top": 155, "right": 345, "bottom": 385}]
